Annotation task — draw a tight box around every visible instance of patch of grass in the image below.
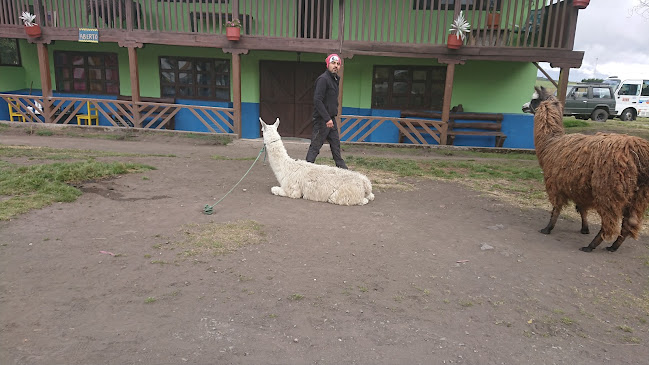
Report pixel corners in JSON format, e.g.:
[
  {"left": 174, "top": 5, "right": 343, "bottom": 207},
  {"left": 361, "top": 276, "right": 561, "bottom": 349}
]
[
  {"left": 618, "top": 325, "right": 633, "bottom": 333},
  {"left": 560, "top": 317, "right": 574, "bottom": 325},
  {"left": 145, "top": 297, "right": 157, "bottom": 304},
  {"left": 36, "top": 130, "right": 54, "bottom": 136},
  {"left": 289, "top": 293, "right": 304, "bottom": 301},
  {"left": 622, "top": 336, "right": 641, "bottom": 344},
  {"left": 0, "top": 159, "right": 154, "bottom": 220},
  {"left": 211, "top": 155, "right": 257, "bottom": 161},
  {"left": 182, "top": 133, "right": 232, "bottom": 145},
  {"left": 459, "top": 300, "right": 474, "bottom": 307},
  {"left": 176, "top": 220, "right": 266, "bottom": 256}
]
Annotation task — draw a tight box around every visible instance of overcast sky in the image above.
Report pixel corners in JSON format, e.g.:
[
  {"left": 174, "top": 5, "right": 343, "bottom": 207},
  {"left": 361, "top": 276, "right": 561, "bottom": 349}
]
[{"left": 538, "top": 0, "right": 649, "bottom": 82}]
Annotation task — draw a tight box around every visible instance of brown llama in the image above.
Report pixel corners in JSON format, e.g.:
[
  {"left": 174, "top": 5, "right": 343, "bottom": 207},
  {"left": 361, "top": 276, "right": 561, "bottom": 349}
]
[{"left": 522, "top": 86, "right": 649, "bottom": 252}]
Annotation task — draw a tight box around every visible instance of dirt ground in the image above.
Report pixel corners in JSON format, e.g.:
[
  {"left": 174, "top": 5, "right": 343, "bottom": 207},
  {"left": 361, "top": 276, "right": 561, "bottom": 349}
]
[{"left": 1, "top": 125, "right": 649, "bottom": 365}]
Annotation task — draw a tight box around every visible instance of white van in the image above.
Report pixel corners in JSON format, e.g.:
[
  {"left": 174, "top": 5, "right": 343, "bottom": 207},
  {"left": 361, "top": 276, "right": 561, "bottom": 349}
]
[{"left": 614, "top": 79, "right": 649, "bottom": 120}]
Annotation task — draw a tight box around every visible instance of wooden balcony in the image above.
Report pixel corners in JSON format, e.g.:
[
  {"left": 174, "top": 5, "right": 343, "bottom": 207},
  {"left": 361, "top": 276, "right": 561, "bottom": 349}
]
[{"left": 0, "top": 0, "right": 583, "bottom": 66}]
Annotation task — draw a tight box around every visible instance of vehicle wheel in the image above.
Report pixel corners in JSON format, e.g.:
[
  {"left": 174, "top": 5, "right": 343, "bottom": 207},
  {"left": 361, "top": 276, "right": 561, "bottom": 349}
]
[
  {"left": 590, "top": 109, "right": 609, "bottom": 122},
  {"left": 620, "top": 108, "right": 637, "bottom": 121}
]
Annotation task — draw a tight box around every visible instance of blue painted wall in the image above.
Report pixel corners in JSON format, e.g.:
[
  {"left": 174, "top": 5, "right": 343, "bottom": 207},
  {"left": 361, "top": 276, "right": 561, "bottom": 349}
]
[{"left": 1, "top": 92, "right": 534, "bottom": 149}]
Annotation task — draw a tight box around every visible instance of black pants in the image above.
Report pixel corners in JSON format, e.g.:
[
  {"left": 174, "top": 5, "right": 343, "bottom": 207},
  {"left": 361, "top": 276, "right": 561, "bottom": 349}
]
[{"left": 306, "top": 118, "right": 347, "bottom": 169}]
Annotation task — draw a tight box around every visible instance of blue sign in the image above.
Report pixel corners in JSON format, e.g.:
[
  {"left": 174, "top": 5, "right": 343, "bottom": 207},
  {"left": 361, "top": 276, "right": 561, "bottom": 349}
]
[{"left": 78, "top": 28, "right": 99, "bottom": 43}]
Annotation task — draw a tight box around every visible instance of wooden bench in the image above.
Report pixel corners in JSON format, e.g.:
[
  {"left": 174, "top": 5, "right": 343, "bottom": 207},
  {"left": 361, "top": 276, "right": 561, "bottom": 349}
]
[
  {"left": 400, "top": 111, "right": 506, "bottom": 147},
  {"left": 113, "top": 96, "right": 177, "bottom": 130}
]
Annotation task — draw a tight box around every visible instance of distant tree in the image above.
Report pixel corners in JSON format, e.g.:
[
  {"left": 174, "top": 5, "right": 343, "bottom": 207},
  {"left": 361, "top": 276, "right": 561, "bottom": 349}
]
[
  {"left": 632, "top": 0, "right": 649, "bottom": 19},
  {"left": 581, "top": 78, "right": 604, "bottom": 83}
]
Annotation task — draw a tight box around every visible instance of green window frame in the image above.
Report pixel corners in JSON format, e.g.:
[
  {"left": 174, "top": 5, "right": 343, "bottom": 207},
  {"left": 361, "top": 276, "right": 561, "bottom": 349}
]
[
  {"left": 159, "top": 56, "right": 230, "bottom": 101},
  {"left": 372, "top": 65, "right": 446, "bottom": 111}
]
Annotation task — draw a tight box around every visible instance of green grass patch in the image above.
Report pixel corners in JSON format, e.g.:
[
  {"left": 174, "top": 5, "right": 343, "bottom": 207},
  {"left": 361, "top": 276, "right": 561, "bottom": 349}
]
[
  {"left": 175, "top": 220, "right": 266, "bottom": 256},
  {"left": 346, "top": 155, "right": 543, "bottom": 183},
  {"left": 0, "top": 159, "right": 155, "bottom": 220},
  {"left": 211, "top": 155, "right": 257, "bottom": 161}
]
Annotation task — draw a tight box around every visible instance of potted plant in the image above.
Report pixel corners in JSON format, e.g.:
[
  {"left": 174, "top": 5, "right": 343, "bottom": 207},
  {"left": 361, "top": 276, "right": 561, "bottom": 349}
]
[
  {"left": 448, "top": 11, "right": 470, "bottom": 49},
  {"left": 20, "top": 11, "right": 41, "bottom": 38},
  {"left": 486, "top": 0, "right": 500, "bottom": 29},
  {"left": 225, "top": 18, "right": 242, "bottom": 41},
  {"left": 573, "top": 0, "right": 590, "bottom": 9}
]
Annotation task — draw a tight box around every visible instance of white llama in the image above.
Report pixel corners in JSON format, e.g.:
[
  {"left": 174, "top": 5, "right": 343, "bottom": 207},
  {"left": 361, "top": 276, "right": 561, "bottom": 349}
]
[{"left": 259, "top": 117, "right": 375, "bottom": 206}]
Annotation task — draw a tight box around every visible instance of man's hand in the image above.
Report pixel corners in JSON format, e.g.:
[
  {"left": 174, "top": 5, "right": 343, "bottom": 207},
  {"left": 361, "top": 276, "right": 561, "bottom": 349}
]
[{"left": 326, "top": 120, "right": 334, "bottom": 128}]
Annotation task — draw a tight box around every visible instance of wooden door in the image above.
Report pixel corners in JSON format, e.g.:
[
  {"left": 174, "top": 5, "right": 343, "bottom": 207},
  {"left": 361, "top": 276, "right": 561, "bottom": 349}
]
[{"left": 259, "top": 61, "right": 324, "bottom": 139}]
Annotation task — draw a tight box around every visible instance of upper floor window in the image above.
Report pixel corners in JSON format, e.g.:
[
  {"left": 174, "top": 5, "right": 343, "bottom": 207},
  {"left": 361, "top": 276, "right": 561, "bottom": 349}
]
[
  {"left": 0, "top": 39, "right": 21, "bottom": 66},
  {"left": 159, "top": 56, "right": 230, "bottom": 101},
  {"left": 54, "top": 51, "right": 120, "bottom": 94},
  {"left": 414, "top": 0, "right": 501, "bottom": 10},
  {"left": 372, "top": 65, "right": 446, "bottom": 111}
]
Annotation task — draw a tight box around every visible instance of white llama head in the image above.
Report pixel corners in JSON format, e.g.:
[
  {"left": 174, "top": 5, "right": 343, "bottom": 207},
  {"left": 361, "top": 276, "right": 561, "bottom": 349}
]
[{"left": 259, "top": 117, "right": 281, "bottom": 143}]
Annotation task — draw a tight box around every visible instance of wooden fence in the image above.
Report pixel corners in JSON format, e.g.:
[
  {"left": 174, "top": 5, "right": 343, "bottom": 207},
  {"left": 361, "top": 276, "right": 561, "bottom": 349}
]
[
  {"left": 2, "top": 94, "right": 237, "bottom": 135},
  {"left": 340, "top": 115, "right": 447, "bottom": 145}
]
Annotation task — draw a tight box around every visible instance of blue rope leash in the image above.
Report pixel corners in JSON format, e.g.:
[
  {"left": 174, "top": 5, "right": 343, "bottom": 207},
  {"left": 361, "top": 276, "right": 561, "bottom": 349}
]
[{"left": 203, "top": 145, "right": 266, "bottom": 215}]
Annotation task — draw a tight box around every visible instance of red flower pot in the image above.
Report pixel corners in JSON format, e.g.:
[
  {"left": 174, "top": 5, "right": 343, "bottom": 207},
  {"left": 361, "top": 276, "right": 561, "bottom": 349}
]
[
  {"left": 226, "top": 27, "right": 240, "bottom": 41},
  {"left": 486, "top": 13, "right": 500, "bottom": 29},
  {"left": 447, "top": 34, "right": 463, "bottom": 49},
  {"left": 25, "top": 24, "right": 42, "bottom": 38},
  {"left": 573, "top": 0, "right": 590, "bottom": 9}
]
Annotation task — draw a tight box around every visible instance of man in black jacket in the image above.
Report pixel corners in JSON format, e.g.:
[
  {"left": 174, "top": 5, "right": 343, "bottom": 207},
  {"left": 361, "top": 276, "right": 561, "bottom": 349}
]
[{"left": 305, "top": 53, "right": 348, "bottom": 169}]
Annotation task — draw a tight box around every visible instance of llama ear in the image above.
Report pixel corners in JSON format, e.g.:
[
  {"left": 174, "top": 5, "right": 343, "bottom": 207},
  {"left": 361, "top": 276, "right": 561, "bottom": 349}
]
[
  {"left": 274, "top": 118, "right": 280, "bottom": 127},
  {"left": 259, "top": 117, "right": 266, "bottom": 130}
]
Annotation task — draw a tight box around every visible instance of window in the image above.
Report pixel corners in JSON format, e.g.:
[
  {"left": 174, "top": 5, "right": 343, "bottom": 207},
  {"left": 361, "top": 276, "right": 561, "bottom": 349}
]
[
  {"left": 641, "top": 81, "right": 649, "bottom": 97},
  {"left": 569, "top": 87, "right": 588, "bottom": 99},
  {"left": 372, "top": 66, "right": 446, "bottom": 110},
  {"left": 592, "top": 87, "right": 611, "bottom": 99},
  {"left": 0, "top": 38, "right": 21, "bottom": 66},
  {"left": 414, "top": 0, "right": 500, "bottom": 10},
  {"left": 618, "top": 83, "right": 639, "bottom": 96},
  {"left": 54, "top": 51, "right": 119, "bottom": 94},
  {"left": 159, "top": 56, "right": 230, "bottom": 101}
]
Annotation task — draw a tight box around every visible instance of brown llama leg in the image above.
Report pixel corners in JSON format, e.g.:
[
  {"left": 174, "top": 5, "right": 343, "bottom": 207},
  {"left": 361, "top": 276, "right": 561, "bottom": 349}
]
[
  {"left": 576, "top": 205, "right": 589, "bottom": 234},
  {"left": 607, "top": 211, "right": 634, "bottom": 252},
  {"left": 540, "top": 206, "right": 562, "bottom": 234},
  {"left": 580, "top": 229, "right": 604, "bottom": 252}
]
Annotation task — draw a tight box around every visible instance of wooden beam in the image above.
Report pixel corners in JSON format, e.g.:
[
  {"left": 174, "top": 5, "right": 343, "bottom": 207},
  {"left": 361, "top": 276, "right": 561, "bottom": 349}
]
[
  {"left": 36, "top": 42, "right": 52, "bottom": 123},
  {"left": 533, "top": 62, "right": 558, "bottom": 89},
  {"left": 127, "top": 47, "right": 140, "bottom": 102},
  {"left": 232, "top": 52, "right": 242, "bottom": 138},
  {"left": 557, "top": 67, "right": 570, "bottom": 106},
  {"left": 337, "top": 59, "right": 344, "bottom": 134},
  {"left": 36, "top": 43, "right": 52, "bottom": 98},
  {"left": 440, "top": 63, "right": 456, "bottom": 145}
]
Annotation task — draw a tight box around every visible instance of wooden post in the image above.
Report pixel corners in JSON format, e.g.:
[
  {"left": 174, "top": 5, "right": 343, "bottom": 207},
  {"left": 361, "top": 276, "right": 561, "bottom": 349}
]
[
  {"left": 36, "top": 42, "right": 52, "bottom": 123},
  {"left": 127, "top": 47, "right": 140, "bottom": 102},
  {"left": 125, "top": 0, "right": 134, "bottom": 31},
  {"left": 232, "top": 52, "right": 242, "bottom": 137},
  {"left": 557, "top": 67, "right": 570, "bottom": 107},
  {"left": 127, "top": 46, "right": 141, "bottom": 128},
  {"left": 440, "top": 62, "right": 456, "bottom": 146},
  {"left": 337, "top": 59, "right": 344, "bottom": 135}
]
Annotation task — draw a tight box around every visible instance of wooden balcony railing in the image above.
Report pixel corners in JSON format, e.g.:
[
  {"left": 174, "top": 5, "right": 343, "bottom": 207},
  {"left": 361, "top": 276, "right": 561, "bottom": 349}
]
[
  {"left": 0, "top": 0, "right": 577, "bottom": 50},
  {"left": 1, "top": 94, "right": 237, "bottom": 134}
]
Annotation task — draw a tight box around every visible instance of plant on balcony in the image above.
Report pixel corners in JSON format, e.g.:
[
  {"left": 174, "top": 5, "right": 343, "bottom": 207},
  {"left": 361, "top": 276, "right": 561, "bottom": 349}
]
[
  {"left": 486, "top": 0, "right": 500, "bottom": 29},
  {"left": 225, "top": 18, "right": 242, "bottom": 41},
  {"left": 448, "top": 11, "right": 470, "bottom": 49},
  {"left": 20, "top": 11, "right": 41, "bottom": 38}
]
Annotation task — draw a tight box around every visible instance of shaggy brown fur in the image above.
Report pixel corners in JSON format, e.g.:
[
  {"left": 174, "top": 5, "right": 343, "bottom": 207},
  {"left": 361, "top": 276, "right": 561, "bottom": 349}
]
[{"left": 525, "top": 87, "right": 649, "bottom": 252}]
